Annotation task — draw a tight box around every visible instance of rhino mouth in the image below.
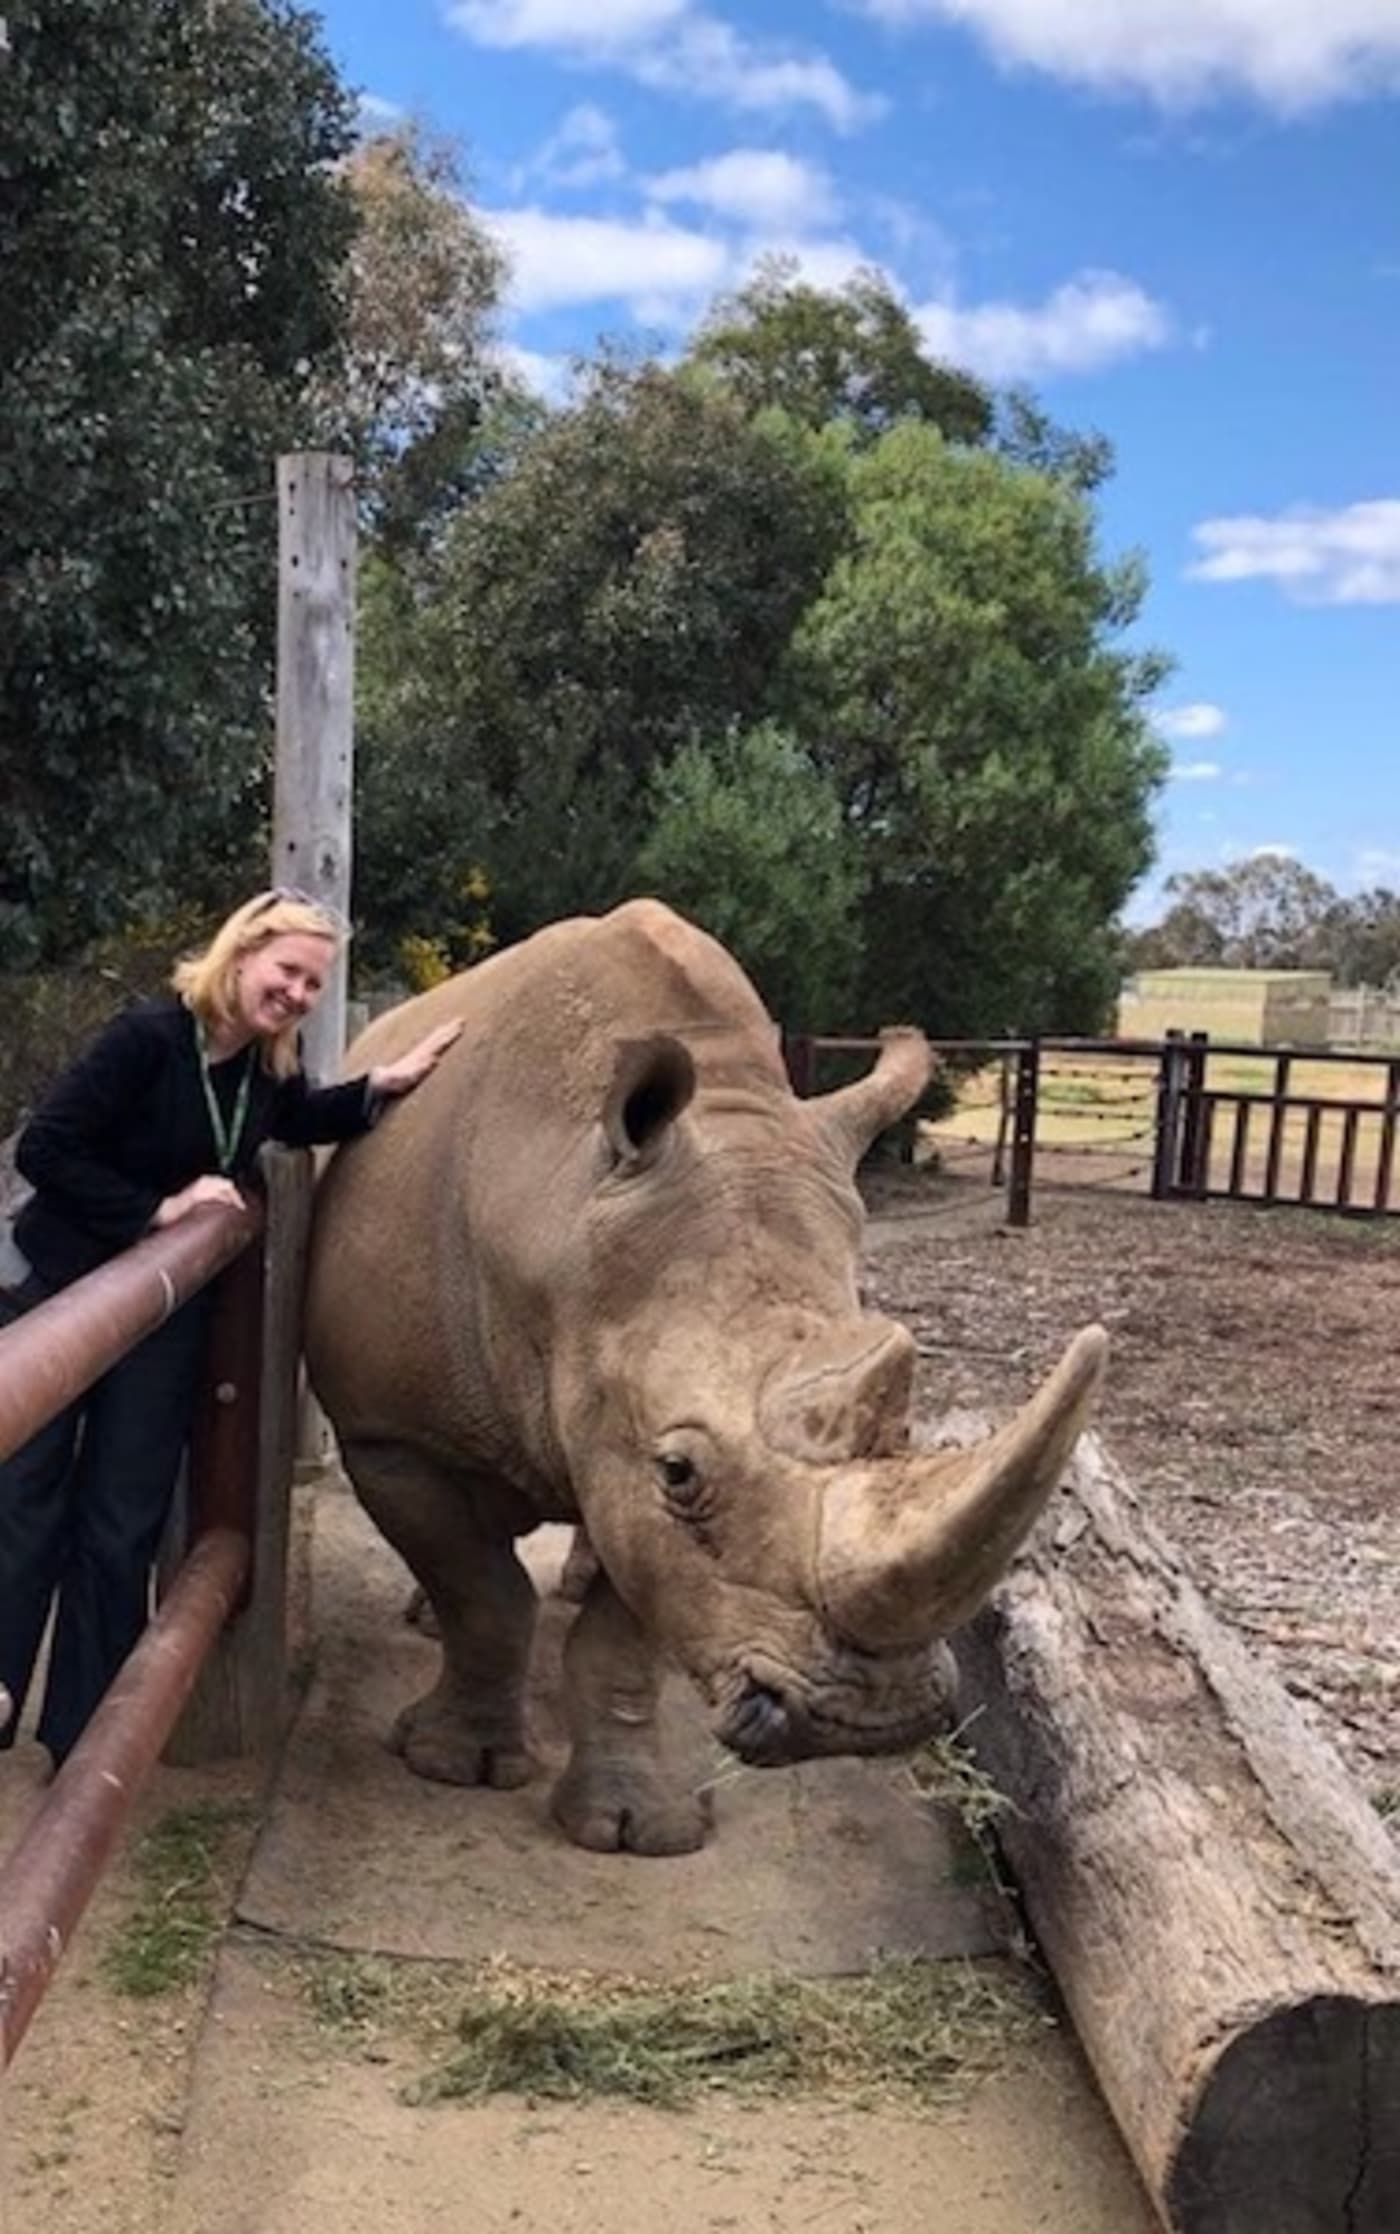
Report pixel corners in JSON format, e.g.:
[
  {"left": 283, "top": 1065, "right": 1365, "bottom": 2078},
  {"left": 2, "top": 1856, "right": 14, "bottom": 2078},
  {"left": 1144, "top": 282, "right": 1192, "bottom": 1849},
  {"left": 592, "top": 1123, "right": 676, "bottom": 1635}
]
[{"left": 715, "top": 1651, "right": 954, "bottom": 1768}]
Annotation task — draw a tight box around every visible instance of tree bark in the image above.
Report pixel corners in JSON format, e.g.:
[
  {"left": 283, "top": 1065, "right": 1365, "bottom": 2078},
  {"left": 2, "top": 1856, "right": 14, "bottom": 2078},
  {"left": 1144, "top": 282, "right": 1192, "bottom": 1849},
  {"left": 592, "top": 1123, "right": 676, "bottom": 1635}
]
[{"left": 941, "top": 1421, "right": 1400, "bottom": 2234}]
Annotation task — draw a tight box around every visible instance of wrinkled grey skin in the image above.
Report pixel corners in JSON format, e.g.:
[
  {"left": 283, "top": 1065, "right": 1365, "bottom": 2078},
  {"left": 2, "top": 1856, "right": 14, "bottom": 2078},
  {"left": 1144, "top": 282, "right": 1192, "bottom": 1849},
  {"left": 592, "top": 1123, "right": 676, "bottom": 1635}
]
[{"left": 306, "top": 902, "right": 1104, "bottom": 1854}]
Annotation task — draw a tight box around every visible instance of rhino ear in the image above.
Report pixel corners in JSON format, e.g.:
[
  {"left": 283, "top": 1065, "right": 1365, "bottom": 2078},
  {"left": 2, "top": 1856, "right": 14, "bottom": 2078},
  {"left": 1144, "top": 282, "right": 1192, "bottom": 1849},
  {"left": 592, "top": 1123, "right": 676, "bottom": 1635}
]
[{"left": 602, "top": 1034, "right": 696, "bottom": 1169}]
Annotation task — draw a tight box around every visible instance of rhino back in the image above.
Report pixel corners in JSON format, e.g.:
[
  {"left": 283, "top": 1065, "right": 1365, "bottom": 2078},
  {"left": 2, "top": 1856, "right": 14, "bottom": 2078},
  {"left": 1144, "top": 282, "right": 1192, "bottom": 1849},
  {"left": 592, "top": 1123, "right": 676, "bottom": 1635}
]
[{"left": 305, "top": 901, "right": 787, "bottom": 1481}]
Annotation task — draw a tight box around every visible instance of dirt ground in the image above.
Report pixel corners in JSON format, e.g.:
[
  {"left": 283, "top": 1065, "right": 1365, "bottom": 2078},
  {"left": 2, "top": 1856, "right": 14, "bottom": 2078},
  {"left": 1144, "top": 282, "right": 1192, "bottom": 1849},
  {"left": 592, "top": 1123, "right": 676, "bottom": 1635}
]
[
  {"left": 2, "top": 1167, "right": 1396, "bottom": 2232},
  {"left": 865, "top": 1168, "right": 1400, "bottom": 1827},
  {"left": 1, "top": 1490, "right": 1157, "bottom": 2234}
]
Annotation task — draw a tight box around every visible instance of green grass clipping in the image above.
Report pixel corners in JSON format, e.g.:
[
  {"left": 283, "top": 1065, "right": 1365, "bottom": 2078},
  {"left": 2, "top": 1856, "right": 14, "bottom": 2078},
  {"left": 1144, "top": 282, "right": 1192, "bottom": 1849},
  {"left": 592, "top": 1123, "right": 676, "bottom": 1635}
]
[
  {"left": 306, "top": 1951, "right": 1050, "bottom": 2112},
  {"left": 103, "top": 1800, "right": 251, "bottom": 1998}
]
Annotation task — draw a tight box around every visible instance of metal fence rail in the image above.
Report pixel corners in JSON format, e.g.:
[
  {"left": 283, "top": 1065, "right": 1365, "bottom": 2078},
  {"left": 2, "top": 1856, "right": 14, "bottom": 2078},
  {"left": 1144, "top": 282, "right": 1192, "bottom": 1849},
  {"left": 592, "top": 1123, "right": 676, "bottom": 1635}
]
[
  {"left": 0, "top": 1528, "right": 249, "bottom": 2065},
  {"left": 785, "top": 1030, "right": 1400, "bottom": 1226},
  {"left": 0, "top": 1150, "right": 312, "bottom": 2069}
]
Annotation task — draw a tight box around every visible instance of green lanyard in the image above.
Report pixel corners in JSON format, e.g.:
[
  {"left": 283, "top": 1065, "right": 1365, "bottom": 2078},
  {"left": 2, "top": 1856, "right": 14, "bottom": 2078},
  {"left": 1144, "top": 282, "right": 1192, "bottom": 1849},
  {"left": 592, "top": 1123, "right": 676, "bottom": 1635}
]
[{"left": 195, "top": 1020, "right": 255, "bottom": 1176}]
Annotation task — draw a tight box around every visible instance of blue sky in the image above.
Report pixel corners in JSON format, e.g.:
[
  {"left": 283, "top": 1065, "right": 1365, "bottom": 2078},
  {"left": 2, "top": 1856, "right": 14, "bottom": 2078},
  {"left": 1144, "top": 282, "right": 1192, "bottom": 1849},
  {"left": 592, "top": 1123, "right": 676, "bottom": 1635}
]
[{"left": 314, "top": 0, "right": 1399, "bottom": 918}]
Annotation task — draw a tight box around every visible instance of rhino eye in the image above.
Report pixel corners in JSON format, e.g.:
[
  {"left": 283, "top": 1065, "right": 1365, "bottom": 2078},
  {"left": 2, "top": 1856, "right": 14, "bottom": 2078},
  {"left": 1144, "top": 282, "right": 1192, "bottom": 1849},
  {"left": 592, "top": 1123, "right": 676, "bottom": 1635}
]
[{"left": 657, "top": 1452, "right": 699, "bottom": 1498}]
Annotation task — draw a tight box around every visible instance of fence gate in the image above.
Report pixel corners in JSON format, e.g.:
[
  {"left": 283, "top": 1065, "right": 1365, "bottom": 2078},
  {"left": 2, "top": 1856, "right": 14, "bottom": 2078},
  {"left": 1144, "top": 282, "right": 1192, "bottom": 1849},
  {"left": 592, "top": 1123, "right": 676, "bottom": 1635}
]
[{"left": 1152, "top": 1032, "right": 1400, "bottom": 1217}]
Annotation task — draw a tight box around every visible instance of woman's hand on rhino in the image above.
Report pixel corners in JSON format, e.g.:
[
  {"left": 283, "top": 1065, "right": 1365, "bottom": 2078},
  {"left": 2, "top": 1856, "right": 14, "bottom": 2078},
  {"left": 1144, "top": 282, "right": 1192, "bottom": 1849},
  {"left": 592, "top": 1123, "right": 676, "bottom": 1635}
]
[
  {"left": 152, "top": 1175, "right": 247, "bottom": 1228},
  {"left": 369, "top": 1019, "right": 464, "bottom": 1099}
]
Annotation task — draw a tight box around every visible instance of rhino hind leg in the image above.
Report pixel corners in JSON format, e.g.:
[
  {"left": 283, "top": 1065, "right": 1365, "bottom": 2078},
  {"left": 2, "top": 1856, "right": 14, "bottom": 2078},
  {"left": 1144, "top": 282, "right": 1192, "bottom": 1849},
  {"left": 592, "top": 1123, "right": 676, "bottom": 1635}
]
[
  {"left": 342, "top": 1439, "right": 537, "bottom": 1790},
  {"left": 550, "top": 1572, "right": 711, "bottom": 1856}
]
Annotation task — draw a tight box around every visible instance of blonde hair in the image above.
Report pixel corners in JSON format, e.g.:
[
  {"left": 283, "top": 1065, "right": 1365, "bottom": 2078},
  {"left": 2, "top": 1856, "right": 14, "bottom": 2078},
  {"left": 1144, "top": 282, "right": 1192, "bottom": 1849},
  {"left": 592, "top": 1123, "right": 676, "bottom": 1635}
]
[{"left": 171, "top": 891, "right": 348, "bottom": 1079}]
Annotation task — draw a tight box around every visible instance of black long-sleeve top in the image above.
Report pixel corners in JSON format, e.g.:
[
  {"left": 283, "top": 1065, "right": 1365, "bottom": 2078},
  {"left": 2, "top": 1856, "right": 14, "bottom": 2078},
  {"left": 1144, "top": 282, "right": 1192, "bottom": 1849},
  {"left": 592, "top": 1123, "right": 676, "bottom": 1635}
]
[{"left": 14, "top": 996, "right": 377, "bottom": 1288}]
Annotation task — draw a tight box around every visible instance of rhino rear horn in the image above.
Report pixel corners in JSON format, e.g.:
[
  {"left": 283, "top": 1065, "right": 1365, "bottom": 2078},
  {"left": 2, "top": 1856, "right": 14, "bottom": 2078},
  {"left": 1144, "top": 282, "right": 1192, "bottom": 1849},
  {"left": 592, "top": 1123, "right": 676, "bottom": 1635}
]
[
  {"left": 809, "top": 1028, "right": 933, "bottom": 1166},
  {"left": 817, "top": 1325, "right": 1108, "bottom": 1649},
  {"left": 603, "top": 1034, "right": 696, "bottom": 1169}
]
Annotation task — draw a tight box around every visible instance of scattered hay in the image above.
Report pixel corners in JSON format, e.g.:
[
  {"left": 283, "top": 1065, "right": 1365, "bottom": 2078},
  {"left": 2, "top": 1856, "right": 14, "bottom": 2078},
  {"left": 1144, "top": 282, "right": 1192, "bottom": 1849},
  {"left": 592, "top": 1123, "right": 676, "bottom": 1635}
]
[
  {"left": 413, "top": 1956, "right": 1047, "bottom": 2110},
  {"left": 103, "top": 1800, "right": 253, "bottom": 1997},
  {"left": 901, "top": 1727, "right": 1013, "bottom": 1843},
  {"left": 298, "top": 1950, "right": 1048, "bottom": 2112}
]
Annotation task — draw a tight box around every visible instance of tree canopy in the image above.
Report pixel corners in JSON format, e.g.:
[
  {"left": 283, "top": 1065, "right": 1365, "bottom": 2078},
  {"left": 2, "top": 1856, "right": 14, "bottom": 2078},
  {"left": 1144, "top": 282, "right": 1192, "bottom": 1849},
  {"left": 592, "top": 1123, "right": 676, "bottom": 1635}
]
[
  {"left": 689, "top": 261, "right": 993, "bottom": 449},
  {"left": 352, "top": 364, "right": 851, "bottom": 961},
  {"left": 778, "top": 423, "right": 1167, "bottom": 1032},
  {"left": 1129, "top": 856, "right": 1400, "bottom": 986},
  {"left": 5, "top": 46, "right": 1172, "bottom": 1045},
  {"left": 637, "top": 723, "right": 865, "bottom": 1030},
  {"left": 1, "top": 0, "right": 357, "bottom": 963},
  {"left": 307, "top": 123, "right": 512, "bottom": 556},
  {"left": 354, "top": 354, "right": 1167, "bottom": 1033}
]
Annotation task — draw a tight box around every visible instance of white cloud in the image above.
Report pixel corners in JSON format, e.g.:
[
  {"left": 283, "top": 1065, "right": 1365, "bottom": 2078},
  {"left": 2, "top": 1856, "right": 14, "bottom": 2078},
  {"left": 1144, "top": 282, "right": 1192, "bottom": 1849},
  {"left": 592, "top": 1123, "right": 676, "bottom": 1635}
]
[
  {"left": 486, "top": 202, "right": 877, "bottom": 327},
  {"left": 448, "top": 0, "right": 881, "bottom": 129},
  {"left": 915, "top": 269, "right": 1173, "bottom": 381},
  {"left": 498, "top": 343, "right": 579, "bottom": 405},
  {"left": 528, "top": 104, "right": 626, "bottom": 189},
  {"left": 1188, "top": 499, "right": 1400, "bottom": 604},
  {"left": 485, "top": 205, "right": 732, "bottom": 314},
  {"left": 1247, "top": 843, "right": 1298, "bottom": 861},
  {"left": 1170, "top": 759, "right": 1223, "bottom": 782},
  {"left": 859, "top": 0, "right": 1400, "bottom": 111},
  {"left": 1155, "top": 700, "right": 1228, "bottom": 739},
  {"left": 646, "top": 149, "right": 839, "bottom": 232},
  {"left": 634, "top": 18, "right": 884, "bottom": 127},
  {"left": 487, "top": 203, "right": 1174, "bottom": 383},
  {"left": 356, "top": 92, "right": 406, "bottom": 131},
  {"left": 1355, "top": 847, "right": 1400, "bottom": 885},
  {"left": 452, "top": 0, "right": 686, "bottom": 45}
]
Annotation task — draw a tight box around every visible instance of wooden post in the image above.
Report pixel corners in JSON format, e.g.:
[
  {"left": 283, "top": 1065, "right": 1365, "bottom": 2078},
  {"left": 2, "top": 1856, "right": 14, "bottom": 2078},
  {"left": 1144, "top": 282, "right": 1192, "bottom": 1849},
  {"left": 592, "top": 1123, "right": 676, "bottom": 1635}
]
[
  {"left": 1376, "top": 1060, "right": 1400, "bottom": 1213},
  {"left": 1178, "top": 1029, "right": 1210, "bottom": 1197},
  {"left": 272, "top": 451, "right": 356, "bottom": 1087},
  {"left": 1263, "top": 1051, "right": 1293, "bottom": 1205},
  {"left": 273, "top": 452, "right": 355, "bottom": 1470},
  {"left": 1006, "top": 1039, "right": 1038, "bottom": 1228},
  {"left": 990, "top": 1050, "right": 1013, "bottom": 1188},
  {"left": 165, "top": 1150, "right": 315, "bottom": 1764},
  {"left": 1150, "top": 1030, "right": 1187, "bottom": 1200},
  {"left": 784, "top": 1032, "right": 816, "bottom": 1098}
]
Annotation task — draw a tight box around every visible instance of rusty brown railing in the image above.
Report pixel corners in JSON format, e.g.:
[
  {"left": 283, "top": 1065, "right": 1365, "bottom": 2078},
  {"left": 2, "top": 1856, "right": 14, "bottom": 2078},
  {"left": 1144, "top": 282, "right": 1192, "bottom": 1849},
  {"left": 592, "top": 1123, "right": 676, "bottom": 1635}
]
[
  {"left": 0, "top": 1196, "right": 265, "bottom": 2068},
  {"left": 0, "top": 1203, "right": 258, "bottom": 1461}
]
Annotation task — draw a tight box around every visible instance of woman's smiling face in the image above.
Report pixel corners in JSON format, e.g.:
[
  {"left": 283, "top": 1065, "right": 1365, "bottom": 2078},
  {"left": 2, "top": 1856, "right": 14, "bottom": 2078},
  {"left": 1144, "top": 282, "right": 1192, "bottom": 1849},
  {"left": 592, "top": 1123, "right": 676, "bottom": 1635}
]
[{"left": 234, "top": 930, "right": 335, "bottom": 1042}]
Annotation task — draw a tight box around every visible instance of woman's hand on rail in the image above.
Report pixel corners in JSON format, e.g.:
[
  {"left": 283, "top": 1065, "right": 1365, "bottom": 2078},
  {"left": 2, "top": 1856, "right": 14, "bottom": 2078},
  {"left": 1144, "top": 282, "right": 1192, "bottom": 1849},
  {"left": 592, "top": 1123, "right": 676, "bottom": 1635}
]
[{"left": 152, "top": 1176, "right": 247, "bottom": 1229}]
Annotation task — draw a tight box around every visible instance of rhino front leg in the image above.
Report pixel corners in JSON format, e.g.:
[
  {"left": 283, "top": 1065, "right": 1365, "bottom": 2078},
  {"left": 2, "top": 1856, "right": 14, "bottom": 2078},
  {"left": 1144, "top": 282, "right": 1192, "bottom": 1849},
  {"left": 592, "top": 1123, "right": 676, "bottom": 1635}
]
[
  {"left": 550, "top": 1572, "right": 711, "bottom": 1856},
  {"left": 343, "top": 1440, "right": 536, "bottom": 1790}
]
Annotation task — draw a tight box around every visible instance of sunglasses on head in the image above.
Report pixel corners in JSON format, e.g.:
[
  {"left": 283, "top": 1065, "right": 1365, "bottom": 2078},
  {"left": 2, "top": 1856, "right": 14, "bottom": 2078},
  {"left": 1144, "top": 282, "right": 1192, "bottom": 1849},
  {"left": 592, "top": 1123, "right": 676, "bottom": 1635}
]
[{"left": 249, "top": 886, "right": 351, "bottom": 934}]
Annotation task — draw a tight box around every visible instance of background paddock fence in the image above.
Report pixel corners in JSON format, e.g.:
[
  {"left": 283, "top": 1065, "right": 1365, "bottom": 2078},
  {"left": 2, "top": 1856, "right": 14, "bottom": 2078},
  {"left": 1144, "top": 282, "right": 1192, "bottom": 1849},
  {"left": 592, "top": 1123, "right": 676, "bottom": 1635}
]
[
  {"left": 784, "top": 1032, "right": 1400, "bottom": 1225},
  {"left": 1328, "top": 983, "right": 1400, "bottom": 1051}
]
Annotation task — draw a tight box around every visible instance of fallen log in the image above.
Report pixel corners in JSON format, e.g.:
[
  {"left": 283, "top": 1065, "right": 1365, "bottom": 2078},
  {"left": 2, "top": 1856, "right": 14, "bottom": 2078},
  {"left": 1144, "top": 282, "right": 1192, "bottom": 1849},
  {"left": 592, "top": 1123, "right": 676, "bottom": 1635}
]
[{"left": 940, "top": 1420, "right": 1400, "bottom": 2234}]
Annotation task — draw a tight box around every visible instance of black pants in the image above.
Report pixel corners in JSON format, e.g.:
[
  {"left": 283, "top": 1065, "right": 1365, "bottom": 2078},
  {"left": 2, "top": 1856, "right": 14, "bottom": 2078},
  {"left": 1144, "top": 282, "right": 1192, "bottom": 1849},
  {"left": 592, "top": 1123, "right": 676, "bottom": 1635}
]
[{"left": 0, "top": 1273, "right": 209, "bottom": 1764}]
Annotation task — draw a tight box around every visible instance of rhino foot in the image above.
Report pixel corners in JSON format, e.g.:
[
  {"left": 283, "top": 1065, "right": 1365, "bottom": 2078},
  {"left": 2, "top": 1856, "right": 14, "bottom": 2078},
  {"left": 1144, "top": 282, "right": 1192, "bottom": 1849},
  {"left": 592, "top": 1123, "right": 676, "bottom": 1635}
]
[
  {"left": 550, "top": 1763, "right": 712, "bottom": 1856},
  {"left": 391, "top": 1693, "right": 534, "bottom": 1790}
]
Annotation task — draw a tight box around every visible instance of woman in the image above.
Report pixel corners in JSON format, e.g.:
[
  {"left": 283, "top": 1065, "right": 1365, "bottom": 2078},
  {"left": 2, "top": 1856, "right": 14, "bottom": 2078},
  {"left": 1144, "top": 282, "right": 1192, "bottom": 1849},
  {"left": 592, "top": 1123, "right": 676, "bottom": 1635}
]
[{"left": 0, "top": 888, "right": 460, "bottom": 1766}]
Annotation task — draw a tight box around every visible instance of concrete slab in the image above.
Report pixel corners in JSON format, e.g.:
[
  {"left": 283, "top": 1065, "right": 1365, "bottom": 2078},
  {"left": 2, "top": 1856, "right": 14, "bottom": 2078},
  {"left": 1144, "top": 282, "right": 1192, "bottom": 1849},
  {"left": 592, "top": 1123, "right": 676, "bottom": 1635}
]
[
  {"left": 239, "top": 1487, "right": 1005, "bottom": 1977},
  {"left": 167, "top": 1940, "right": 1159, "bottom": 2234}
]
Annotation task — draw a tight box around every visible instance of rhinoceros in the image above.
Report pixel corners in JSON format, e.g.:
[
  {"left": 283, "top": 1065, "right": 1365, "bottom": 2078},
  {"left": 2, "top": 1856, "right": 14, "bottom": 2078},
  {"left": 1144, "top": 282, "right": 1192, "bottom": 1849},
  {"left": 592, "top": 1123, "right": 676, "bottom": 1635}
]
[{"left": 305, "top": 900, "right": 1105, "bottom": 1855}]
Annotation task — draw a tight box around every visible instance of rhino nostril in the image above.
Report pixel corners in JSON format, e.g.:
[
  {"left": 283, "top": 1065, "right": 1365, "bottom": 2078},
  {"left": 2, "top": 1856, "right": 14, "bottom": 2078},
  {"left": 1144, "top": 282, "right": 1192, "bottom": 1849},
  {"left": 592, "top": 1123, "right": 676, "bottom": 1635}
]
[{"left": 725, "top": 1679, "right": 791, "bottom": 1760}]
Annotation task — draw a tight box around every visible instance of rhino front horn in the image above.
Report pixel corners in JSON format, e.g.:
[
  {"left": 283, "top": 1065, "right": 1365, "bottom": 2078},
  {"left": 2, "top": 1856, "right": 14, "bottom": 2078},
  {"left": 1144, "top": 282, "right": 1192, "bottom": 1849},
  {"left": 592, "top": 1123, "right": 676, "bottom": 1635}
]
[{"left": 817, "top": 1325, "right": 1108, "bottom": 1650}]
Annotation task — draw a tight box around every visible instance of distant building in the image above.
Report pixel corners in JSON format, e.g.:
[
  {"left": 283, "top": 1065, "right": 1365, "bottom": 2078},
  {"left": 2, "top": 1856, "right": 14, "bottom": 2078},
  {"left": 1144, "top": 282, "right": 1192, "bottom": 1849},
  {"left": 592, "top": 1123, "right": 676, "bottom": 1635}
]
[{"left": 1118, "top": 967, "right": 1332, "bottom": 1047}]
